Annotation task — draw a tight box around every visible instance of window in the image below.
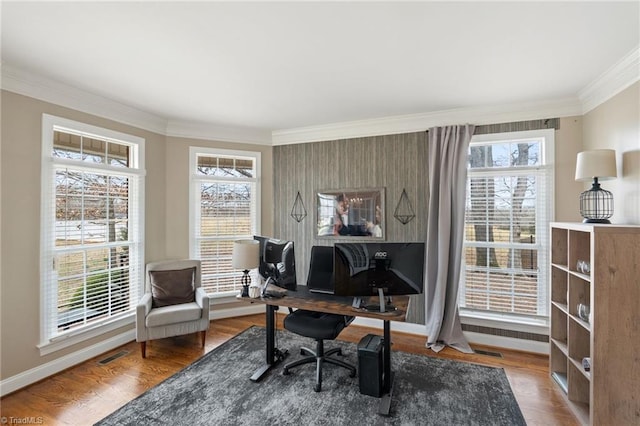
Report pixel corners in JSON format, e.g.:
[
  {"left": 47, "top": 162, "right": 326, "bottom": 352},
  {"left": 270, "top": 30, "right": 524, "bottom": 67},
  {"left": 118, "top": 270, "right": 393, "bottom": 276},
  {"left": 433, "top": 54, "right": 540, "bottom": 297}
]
[
  {"left": 189, "top": 147, "right": 260, "bottom": 296},
  {"left": 40, "top": 115, "right": 144, "bottom": 352},
  {"left": 459, "top": 129, "right": 554, "bottom": 322}
]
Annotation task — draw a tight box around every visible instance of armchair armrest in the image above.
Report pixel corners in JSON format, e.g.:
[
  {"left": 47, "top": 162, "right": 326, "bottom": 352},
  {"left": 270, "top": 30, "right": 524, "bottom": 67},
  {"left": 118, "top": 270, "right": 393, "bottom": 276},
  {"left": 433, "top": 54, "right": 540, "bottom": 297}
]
[
  {"left": 137, "top": 293, "right": 152, "bottom": 316},
  {"left": 135, "top": 293, "right": 152, "bottom": 342},
  {"left": 195, "top": 287, "right": 210, "bottom": 320}
]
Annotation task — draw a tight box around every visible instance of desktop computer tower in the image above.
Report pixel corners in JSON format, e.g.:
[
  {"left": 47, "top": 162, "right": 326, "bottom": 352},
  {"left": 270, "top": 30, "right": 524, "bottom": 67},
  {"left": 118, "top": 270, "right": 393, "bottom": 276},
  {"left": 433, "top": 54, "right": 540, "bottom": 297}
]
[{"left": 357, "top": 334, "right": 383, "bottom": 397}]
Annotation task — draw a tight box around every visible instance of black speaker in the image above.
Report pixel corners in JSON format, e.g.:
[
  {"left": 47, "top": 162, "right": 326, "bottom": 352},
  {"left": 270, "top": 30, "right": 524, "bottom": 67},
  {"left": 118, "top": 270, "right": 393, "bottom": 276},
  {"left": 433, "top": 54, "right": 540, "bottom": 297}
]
[{"left": 357, "top": 334, "right": 383, "bottom": 397}]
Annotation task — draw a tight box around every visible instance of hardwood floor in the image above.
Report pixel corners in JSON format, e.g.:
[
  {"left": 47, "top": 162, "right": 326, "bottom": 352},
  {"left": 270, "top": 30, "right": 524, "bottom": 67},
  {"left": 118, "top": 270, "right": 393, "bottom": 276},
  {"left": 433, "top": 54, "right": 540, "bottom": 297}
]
[{"left": 1, "top": 314, "right": 577, "bottom": 425}]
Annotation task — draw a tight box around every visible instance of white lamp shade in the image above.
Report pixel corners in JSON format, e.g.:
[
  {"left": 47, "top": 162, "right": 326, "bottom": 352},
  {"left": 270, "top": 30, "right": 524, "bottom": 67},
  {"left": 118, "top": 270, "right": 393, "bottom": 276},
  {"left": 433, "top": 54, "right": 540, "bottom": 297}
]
[
  {"left": 575, "top": 149, "right": 617, "bottom": 181},
  {"left": 232, "top": 240, "right": 260, "bottom": 270}
]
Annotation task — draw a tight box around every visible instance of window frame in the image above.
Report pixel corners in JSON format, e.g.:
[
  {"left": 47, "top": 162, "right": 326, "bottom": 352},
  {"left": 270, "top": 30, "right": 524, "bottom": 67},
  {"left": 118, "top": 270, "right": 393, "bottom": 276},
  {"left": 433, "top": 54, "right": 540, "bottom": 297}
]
[
  {"left": 459, "top": 128, "right": 555, "bottom": 329},
  {"left": 189, "top": 146, "right": 261, "bottom": 298},
  {"left": 39, "top": 114, "right": 145, "bottom": 355}
]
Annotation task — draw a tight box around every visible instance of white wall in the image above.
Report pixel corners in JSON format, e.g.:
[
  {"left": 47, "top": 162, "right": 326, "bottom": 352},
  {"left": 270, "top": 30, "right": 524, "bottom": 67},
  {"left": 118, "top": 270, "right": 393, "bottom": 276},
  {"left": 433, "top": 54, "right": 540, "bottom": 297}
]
[{"left": 582, "top": 82, "right": 640, "bottom": 224}]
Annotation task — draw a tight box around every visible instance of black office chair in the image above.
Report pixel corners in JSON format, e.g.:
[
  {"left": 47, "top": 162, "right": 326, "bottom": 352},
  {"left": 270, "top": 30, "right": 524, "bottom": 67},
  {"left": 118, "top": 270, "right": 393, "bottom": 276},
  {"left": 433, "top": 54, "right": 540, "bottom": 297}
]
[{"left": 282, "top": 246, "right": 356, "bottom": 392}]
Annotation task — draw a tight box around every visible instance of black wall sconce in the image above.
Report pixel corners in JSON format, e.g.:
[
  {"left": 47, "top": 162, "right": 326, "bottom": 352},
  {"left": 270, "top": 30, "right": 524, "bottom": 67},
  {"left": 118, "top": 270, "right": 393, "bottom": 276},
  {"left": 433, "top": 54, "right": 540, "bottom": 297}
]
[
  {"left": 290, "top": 191, "right": 307, "bottom": 222},
  {"left": 394, "top": 189, "right": 415, "bottom": 225}
]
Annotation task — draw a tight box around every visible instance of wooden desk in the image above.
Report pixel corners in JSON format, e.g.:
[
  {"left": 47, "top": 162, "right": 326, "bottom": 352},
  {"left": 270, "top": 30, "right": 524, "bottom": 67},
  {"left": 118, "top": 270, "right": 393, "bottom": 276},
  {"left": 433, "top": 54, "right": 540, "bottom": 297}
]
[{"left": 245, "top": 286, "right": 409, "bottom": 416}]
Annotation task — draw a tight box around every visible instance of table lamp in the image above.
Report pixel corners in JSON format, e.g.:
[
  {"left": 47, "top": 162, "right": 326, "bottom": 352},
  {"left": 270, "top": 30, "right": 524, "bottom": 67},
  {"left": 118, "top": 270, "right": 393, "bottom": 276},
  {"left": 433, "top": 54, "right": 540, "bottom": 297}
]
[
  {"left": 232, "top": 239, "right": 260, "bottom": 297},
  {"left": 575, "top": 149, "right": 616, "bottom": 223}
]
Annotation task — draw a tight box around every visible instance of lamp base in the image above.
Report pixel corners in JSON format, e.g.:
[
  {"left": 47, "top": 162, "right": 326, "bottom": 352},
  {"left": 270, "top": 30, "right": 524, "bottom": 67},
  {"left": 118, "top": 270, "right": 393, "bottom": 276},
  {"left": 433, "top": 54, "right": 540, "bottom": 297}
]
[
  {"left": 241, "top": 285, "right": 250, "bottom": 297},
  {"left": 579, "top": 178, "right": 613, "bottom": 224},
  {"left": 582, "top": 218, "right": 611, "bottom": 224},
  {"left": 240, "top": 270, "right": 251, "bottom": 298}
]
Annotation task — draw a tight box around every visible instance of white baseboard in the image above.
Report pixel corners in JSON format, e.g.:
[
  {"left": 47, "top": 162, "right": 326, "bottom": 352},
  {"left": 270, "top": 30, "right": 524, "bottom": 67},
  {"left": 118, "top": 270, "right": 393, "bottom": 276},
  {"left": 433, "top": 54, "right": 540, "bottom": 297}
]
[
  {"left": 1, "top": 305, "right": 548, "bottom": 397},
  {"left": 210, "top": 304, "right": 265, "bottom": 320},
  {"left": 350, "top": 317, "right": 549, "bottom": 355},
  {"left": 462, "top": 331, "right": 549, "bottom": 355},
  {"left": 0, "top": 330, "right": 135, "bottom": 397},
  {"left": 1, "top": 305, "right": 266, "bottom": 397}
]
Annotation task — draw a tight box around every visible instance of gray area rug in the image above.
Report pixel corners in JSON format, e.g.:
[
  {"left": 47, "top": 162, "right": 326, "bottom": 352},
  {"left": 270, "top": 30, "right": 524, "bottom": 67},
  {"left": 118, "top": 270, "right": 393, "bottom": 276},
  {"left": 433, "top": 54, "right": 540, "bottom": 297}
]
[{"left": 96, "top": 326, "right": 526, "bottom": 425}]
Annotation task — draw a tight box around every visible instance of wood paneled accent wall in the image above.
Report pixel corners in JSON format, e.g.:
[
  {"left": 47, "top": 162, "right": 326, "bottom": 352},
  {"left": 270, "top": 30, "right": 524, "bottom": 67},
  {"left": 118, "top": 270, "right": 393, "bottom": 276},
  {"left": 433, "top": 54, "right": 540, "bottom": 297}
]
[{"left": 273, "top": 131, "right": 428, "bottom": 323}]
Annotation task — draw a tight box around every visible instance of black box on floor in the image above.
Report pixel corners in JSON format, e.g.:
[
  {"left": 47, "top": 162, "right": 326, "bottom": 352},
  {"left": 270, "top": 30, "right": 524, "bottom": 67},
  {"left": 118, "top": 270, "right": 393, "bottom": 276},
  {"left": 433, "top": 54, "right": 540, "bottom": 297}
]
[{"left": 357, "top": 334, "right": 383, "bottom": 397}]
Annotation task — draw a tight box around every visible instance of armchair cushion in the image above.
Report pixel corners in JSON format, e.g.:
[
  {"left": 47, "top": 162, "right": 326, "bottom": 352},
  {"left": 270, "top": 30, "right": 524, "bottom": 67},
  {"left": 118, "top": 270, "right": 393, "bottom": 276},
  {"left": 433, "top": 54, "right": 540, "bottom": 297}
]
[
  {"left": 145, "top": 302, "right": 203, "bottom": 327},
  {"left": 149, "top": 267, "right": 196, "bottom": 308}
]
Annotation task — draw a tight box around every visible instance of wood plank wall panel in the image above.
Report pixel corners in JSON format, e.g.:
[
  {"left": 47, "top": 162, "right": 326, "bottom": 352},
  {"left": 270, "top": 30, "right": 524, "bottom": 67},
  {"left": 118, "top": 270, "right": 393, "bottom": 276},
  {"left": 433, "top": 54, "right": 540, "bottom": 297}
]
[{"left": 274, "top": 131, "right": 428, "bottom": 324}]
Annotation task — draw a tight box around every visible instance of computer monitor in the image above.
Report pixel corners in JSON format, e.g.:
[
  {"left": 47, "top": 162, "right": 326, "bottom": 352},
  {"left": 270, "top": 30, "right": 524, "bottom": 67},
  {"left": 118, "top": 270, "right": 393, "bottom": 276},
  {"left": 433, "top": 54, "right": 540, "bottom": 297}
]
[
  {"left": 306, "top": 245, "right": 335, "bottom": 294},
  {"left": 333, "top": 242, "right": 424, "bottom": 311},
  {"left": 253, "top": 235, "right": 297, "bottom": 291}
]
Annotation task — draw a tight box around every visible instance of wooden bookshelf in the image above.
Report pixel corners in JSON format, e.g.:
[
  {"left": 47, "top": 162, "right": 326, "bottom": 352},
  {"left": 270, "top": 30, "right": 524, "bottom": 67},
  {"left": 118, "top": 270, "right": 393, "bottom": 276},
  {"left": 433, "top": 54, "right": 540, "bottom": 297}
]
[{"left": 549, "top": 223, "right": 640, "bottom": 425}]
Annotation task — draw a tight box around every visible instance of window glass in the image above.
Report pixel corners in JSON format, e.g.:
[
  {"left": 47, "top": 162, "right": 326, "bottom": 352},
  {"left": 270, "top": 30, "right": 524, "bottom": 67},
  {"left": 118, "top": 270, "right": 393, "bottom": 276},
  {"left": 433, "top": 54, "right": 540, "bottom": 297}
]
[
  {"left": 42, "top": 116, "right": 143, "bottom": 345},
  {"left": 191, "top": 149, "right": 260, "bottom": 295},
  {"left": 459, "top": 131, "right": 552, "bottom": 320},
  {"left": 197, "top": 155, "right": 255, "bottom": 178}
]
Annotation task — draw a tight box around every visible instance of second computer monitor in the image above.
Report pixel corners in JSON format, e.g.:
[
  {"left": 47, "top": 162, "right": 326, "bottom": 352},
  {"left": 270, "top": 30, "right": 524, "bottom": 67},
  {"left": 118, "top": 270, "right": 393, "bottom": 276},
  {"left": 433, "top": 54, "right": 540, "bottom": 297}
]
[
  {"left": 306, "top": 245, "right": 335, "bottom": 294},
  {"left": 253, "top": 235, "right": 297, "bottom": 291}
]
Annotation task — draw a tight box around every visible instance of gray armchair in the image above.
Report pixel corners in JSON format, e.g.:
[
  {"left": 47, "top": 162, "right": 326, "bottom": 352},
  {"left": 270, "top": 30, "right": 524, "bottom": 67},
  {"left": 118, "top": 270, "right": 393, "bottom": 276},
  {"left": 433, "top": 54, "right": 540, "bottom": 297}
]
[{"left": 136, "top": 259, "right": 210, "bottom": 358}]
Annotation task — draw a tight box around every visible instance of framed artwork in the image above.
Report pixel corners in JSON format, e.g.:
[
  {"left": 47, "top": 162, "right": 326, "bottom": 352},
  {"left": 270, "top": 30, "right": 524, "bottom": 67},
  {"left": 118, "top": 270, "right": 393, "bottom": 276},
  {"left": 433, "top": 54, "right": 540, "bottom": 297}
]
[{"left": 316, "top": 188, "right": 384, "bottom": 239}]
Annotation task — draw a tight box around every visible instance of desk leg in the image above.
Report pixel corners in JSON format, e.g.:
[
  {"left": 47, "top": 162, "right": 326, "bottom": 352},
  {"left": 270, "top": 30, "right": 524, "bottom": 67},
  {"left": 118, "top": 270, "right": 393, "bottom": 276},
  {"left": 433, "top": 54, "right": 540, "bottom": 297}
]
[
  {"left": 250, "top": 304, "right": 288, "bottom": 382},
  {"left": 378, "top": 319, "right": 394, "bottom": 416}
]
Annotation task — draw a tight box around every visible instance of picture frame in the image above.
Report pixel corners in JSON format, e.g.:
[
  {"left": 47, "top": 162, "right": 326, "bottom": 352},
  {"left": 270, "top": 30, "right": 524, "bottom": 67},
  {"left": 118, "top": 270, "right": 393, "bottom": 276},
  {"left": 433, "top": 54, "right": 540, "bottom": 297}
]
[{"left": 316, "top": 188, "right": 385, "bottom": 239}]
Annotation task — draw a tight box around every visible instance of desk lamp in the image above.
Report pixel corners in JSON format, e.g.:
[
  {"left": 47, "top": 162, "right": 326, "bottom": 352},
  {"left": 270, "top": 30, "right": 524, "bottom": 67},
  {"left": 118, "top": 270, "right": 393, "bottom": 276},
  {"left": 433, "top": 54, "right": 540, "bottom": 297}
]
[
  {"left": 575, "top": 149, "right": 617, "bottom": 224},
  {"left": 232, "top": 239, "right": 259, "bottom": 297}
]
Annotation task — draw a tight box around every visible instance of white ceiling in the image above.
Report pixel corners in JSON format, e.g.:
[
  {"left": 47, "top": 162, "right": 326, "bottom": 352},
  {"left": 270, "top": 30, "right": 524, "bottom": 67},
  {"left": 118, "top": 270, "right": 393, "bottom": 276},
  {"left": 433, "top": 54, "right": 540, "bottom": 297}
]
[{"left": 2, "top": 1, "right": 639, "bottom": 139}]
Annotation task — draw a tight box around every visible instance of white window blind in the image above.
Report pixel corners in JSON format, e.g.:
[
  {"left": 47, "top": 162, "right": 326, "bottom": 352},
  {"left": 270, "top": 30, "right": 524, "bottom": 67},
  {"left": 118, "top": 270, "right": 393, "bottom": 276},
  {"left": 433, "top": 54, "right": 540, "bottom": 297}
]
[
  {"left": 189, "top": 147, "right": 260, "bottom": 295},
  {"left": 459, "top": 129, "right": 554, "bottom": 320},
  {"left": 41, "top": 115, "right": 144, "bottom": 348}
]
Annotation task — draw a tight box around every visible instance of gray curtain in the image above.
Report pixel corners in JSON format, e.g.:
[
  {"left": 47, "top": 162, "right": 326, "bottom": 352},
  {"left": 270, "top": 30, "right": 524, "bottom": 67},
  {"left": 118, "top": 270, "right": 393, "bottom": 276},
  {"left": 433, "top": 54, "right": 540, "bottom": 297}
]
[{"left": 425, "top": 124, "right": 474, "bottom": 353}]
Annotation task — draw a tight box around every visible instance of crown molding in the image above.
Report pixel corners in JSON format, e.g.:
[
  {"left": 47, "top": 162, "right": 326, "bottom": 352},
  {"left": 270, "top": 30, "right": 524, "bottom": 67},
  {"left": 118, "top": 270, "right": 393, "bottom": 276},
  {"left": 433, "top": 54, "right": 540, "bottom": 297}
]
[
  {"left": 166, "top": 120, "right": 272, "bottom": 145},
  {"left": 1, "top": 63, "right": 169, "bottom": 135},
  {"left": 578, "top": 45, "right": 640, "bottom": 114},
  {"left": 0, "top": 63, "right": 271, "bottom": 144},
  {"left": 271, "top": 97, "right": 583, "bottom": 145},
  {"left": 3, "top": 43, "right": 637, "bottom": 148}
]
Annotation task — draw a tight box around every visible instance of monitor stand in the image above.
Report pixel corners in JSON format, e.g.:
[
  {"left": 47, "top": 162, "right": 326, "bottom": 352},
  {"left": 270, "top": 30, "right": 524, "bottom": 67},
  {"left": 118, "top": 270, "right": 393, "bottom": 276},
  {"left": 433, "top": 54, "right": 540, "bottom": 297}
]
[
  {"left": 376, "top": 288, "right": 387, "bottom": 313},
  {"left": 261, "top": 277, "right": 273, "bottom": 298},
  {"left": 356, "top": 288, "right": 395, "bottom": 313}
]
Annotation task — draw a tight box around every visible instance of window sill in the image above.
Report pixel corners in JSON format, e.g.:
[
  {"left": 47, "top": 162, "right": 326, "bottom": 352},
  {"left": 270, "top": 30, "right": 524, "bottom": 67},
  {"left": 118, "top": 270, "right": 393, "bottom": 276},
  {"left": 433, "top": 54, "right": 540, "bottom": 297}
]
[
  {"left": 459, "top": 309, "right": 549, "bottom": 335},
  {"left": 38, "top": 314, "right": 134, "bottom": 356},
  {"left": 208, "top": 291, "right": 241, "bottom": 302}
]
